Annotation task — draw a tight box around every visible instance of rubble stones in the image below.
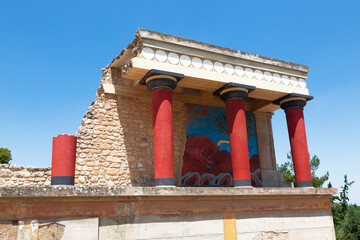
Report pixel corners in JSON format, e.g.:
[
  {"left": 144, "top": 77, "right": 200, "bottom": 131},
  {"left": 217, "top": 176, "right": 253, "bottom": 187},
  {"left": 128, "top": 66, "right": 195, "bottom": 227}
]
[{"left": 0, "top": 164, "right": 51, "bottom": 187}]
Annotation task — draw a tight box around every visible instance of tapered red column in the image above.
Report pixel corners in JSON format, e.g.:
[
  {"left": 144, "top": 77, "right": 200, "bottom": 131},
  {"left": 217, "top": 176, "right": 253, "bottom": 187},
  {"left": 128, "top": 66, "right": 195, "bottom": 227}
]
[
  {"left": 217, "top": 85, "right": 254, "bottom": 187},
  {"left": 151, "top": 87, "right": 174, "bottom": 186},
  {"left": 51, "top": 134, "right": 77, "bottom": 185},
  {"left": 280, "top": 97, "right": 312, "bottom": 187},
  {"left": 142, "top": 70, "right": 183, "bottom": 186}
]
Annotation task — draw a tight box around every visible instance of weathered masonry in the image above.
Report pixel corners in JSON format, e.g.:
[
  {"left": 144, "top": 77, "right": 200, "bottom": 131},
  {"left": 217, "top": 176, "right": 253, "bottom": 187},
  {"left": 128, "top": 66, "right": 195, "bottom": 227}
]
[{"left": 0, "top": 29, "right": 336, "bottom": 240}]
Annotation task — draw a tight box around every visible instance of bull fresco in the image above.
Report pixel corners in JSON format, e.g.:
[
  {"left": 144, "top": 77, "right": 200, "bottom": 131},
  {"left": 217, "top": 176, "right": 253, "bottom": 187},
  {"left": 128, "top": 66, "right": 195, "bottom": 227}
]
[{"left": 181, "top": 104, "right": 262, "bottom": 187}]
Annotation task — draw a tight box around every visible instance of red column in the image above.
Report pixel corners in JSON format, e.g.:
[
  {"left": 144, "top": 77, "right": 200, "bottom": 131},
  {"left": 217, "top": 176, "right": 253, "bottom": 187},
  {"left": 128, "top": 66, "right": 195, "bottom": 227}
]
[
  {"left": 151, "top": 88, "right": 175, "bottom": 186},
  {"left": 226, "top": 99, "right": 251, "bottom": 187},
  {"left": 51, "top": 134, "right": 77, "bottom": 185},
  {"left": 281, "top": 98, "right": 312, "bottom": 187},
  {"left": 217, "top": 86, "right": 253, "bottom": 187},
  {"left": 144, "top": 73, "right": 181, "bottom": 186}
]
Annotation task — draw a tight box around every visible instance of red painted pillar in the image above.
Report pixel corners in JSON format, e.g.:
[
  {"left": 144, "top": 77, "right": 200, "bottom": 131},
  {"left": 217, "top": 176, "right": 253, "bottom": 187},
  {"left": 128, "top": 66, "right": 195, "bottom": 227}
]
[
  {"left": 143, "top": 71, "right": 183, "bottom": 186},
  {"left": 218, "top": 86, "right": 253, "bottom": 187},
  {"left": 151, "top": 88, "right": 174, "bottom": 186},
  {"left": 51, "top": 134, "right": 77, "bottom": 185},
  {"left": 280, "top": 97, "right": 312, "bottom": 187}
]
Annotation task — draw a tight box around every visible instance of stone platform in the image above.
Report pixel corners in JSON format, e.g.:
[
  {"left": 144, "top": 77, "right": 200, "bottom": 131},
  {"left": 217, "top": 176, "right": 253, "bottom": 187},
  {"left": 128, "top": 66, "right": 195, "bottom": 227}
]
[{"left": 0, "top": 187, "right": 336, "bottom": 240}]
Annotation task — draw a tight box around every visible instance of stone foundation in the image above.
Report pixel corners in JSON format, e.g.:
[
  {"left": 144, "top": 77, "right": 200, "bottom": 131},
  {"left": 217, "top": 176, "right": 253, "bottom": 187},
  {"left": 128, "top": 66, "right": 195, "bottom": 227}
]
[{"left": 0, "top": 187, "right": 337, "bottom": 240}]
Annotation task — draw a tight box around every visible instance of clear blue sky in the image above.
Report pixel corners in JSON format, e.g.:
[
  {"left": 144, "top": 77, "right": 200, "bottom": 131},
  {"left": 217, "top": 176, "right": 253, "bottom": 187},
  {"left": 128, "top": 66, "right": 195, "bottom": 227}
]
[{"left": 1, "top": 1, "right": 359, "bottom": 202}]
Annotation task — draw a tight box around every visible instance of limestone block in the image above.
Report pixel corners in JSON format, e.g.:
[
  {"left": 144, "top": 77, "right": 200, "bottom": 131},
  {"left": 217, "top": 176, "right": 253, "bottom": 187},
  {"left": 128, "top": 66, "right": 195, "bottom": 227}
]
[
  {"left": 99, "top": 144, "right": 107, "bottom": 150},
  {"left": 15, "top": 171, "right": 31, "bottom": 178},
  {"left": 106, "top": 180, "right": 115, "bottom": 187},
  {"left": 106, "top": 168, "right": 118, "bottom": 176},
  {"left": 78, "top": 176, "right": 86, "bottom": 183},
  {"left": 0, "top": 169, "right": 13, "bottom": 177},
  {"left": 87, "top": 162, "right": 95, "bottom": 167},
  {"left": 60, "top": 218, "right": 99, "bottom": 240},
  {"left": 235, "top": 209, "right": 334, "bottom": 234},
  {"left": 32, "top": 172, "right": 44, "bottom": 177},
  {"left": 90, "top": 176, "right": 98, "bottom": 183}
]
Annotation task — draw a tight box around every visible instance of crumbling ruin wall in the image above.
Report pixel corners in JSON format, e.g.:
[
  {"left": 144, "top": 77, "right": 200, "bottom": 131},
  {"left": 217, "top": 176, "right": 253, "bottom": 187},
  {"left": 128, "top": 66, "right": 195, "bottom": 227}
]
[
  {"left": 0, "top": 164, "right": 51, "bottom": 187},
  {"left": 75, "top": 67, "right": 188, "bottom": 187},
  {"left": 0, "top": 67, "right": 188, "bottom": 188}
]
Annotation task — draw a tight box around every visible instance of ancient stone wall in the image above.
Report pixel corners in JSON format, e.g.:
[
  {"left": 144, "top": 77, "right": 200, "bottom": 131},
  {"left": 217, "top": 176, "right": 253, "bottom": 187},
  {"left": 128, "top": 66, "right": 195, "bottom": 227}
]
[
  {"left": 75, "top": 67, "right": 188, "bottom": 187},
  {"left": 0, "top": 164, "right": 51, "bottom": 187}
]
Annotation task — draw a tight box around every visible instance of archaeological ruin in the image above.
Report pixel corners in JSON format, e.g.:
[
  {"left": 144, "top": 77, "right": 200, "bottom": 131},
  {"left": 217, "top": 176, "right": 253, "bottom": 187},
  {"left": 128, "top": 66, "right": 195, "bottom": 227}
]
[{"left": 0, "top": 29, "right": 337, "bottom": 239}]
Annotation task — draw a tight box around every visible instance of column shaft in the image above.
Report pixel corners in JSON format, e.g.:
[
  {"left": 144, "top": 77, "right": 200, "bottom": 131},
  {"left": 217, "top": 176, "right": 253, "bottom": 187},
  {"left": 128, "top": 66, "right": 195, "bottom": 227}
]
[
  {"left": 51, "top": 134, "right": 77, "bottom": 185},
  {"left": 226, "top": 99, "right": 251, "bottom": 186},
  {"left": 285, "top": 108, "right": 312, "bottom": 187},
  {"left": 151, "top": 89, "right": 174, "bottom": 185},
  {"left": 141, "top": 70, "right": 183, "bottom": 187}
]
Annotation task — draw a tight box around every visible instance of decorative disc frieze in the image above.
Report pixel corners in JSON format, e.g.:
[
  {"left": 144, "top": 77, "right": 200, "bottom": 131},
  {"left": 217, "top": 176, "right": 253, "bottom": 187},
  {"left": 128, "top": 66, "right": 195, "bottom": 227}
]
[{"left": 140, "top": 47, "right": 307, "bottom": 89}]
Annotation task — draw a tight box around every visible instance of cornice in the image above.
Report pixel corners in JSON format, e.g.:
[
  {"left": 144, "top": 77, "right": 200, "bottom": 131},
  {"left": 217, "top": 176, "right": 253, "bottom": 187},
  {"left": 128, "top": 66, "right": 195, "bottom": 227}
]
[{"left": 137, "top": 47, "right": 307, "bottom": 90}]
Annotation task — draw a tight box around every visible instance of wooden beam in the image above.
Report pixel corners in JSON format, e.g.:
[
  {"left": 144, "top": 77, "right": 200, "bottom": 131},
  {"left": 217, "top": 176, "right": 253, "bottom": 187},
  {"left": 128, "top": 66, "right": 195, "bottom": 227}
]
[
  {"left": 251, "top": 99, "right": 273, "bottom": 111},
  {"left": 256, "top": 104, "right": 280, "bottom": 112},
  {"left": 101, "top": 83, "right": 258, "bottom": 110}
]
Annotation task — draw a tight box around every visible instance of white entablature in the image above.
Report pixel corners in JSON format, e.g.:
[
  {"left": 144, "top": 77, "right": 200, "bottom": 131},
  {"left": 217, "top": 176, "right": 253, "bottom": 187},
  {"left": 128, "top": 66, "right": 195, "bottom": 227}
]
[{"left": 105, "top": 29, "right": 311, "bottom": 112}]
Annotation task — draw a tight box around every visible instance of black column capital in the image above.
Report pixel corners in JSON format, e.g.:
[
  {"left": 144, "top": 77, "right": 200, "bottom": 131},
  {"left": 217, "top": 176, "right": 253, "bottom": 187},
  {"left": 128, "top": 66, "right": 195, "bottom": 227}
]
[
  {"left": 140, "top": 69, "right": 184, "bottom": 92},
  {"left": 273, "top": 93, "right": 313, "bottom": 111},
  {"left": 280, "top": 98, "right": 306, "bottom": 111},
  {"left": 213, "top": 83, "right": 256, "bottom": 102}
]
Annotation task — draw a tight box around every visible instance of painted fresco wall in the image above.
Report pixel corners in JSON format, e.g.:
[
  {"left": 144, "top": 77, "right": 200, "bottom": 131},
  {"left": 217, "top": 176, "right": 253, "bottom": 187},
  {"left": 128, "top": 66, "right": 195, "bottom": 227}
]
[{"left": 181, "top": 104, "right": 262, "bottom": 187}]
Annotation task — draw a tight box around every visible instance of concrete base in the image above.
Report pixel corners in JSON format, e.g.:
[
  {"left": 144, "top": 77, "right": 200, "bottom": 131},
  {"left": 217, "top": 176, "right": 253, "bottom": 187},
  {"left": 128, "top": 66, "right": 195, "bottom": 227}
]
[{"left": 0, "top": 186, "right": 337, "bottom": 240}]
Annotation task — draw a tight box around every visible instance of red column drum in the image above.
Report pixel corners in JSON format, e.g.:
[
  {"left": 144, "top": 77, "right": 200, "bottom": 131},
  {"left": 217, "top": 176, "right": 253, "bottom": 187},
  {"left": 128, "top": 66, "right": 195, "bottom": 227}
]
[
  {"left": 151, "top": 89, "right": 175, "bottom": 186},
  {"left": 226, "top": 99, "right": 251, "bottom": 186},
  {"left": 285, "top": 107, "right": 312, "bottom": 187},
  {"left": 51, "top": 134, "right": 77, "bottom": 185}
]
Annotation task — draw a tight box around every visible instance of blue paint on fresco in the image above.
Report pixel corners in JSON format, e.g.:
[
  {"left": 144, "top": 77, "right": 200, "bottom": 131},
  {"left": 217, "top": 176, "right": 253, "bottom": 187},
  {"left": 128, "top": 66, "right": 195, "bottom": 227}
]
[
  {"left": 185, "top": 105, "right": 258, "bottom": 158},
  {"left": 247, "top": 111, "right": 259, "bottom": 159}
]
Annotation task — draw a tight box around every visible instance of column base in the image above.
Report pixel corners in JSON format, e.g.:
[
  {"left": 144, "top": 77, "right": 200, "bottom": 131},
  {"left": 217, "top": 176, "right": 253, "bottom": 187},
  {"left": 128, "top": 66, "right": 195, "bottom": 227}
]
[
  {"left": 51, "top": 176, "right": 74, "bottom": 186},
  {"left": 296, "top": 180, "right": 313, "bottom": 187},
  {"left": 155, "top": 178, "right": 175, "bottom": 186},
  {"left": 233, "top": 179, "right": 251, "bottom": 187}
]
